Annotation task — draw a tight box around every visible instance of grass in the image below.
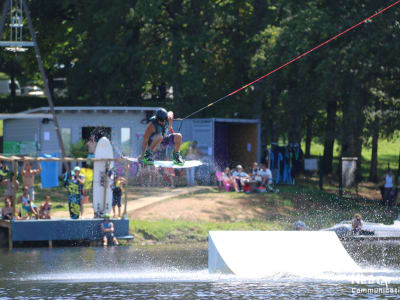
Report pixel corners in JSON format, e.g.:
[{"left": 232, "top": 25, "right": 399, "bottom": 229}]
[
  {"left": 0, "top": 72, "right": 9, "bottom": 80},
  {"left": 302, "top": 134, "right": 400, "bottom": 180},
  {"left": 132, "top": 219, "right": 287, "bottom": 243},
  {"left": 131, "top": 186, "right": 399, "bottom": 243}
]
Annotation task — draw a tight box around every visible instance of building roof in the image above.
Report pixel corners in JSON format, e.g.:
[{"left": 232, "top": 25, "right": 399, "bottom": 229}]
[
  {"left": 0, "top": 113, "right": 54, "bottom": 120},
  {"left": 23, "top": 106, "right": 160, "bottom": 114}
]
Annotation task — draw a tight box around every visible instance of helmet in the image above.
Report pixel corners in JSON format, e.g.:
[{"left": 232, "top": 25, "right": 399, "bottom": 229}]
[
  {"left": 104, "top": 213, "right": 110, "bottom": 219},
  {"left": 155, "top": 108, "right": 168, "bottom": 122}
]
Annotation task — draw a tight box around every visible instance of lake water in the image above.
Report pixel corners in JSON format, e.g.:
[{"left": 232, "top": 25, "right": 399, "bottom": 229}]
[{"left": 1, "top": 243, "right": 400, "bottom": 299}]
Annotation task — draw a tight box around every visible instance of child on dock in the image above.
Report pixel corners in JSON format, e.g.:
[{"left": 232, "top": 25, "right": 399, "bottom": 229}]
[
  {"left": 39, "top": 195, "right": 52, "bottom": 219},
  {"left": 18, "top": 186, "right": 39, "bottom": 219},
  {"left": 110, "top": 175, "right": 126, "bottom": 218}
]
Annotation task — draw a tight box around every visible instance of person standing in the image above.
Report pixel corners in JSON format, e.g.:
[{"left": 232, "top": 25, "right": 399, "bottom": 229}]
[
  {"left": 110, "top": 175, "right": 126, "bottom": 218},
  {"left": 22, "top": 159, "right": 42, "bottom": 202},
  {"left": 86, "top": 135, "right": 97, "bottom": 158},
  {"left": 64, "top": 166, "right": 85, "bottom": 219},
  {"left": 383, "top": 169, "right": 396, "bottom": 206},
  {"left": 2, "top": 172, "right": 18, "bottom": 203},
  {"left": 140, "top": 108, "right": 184, "bottom": 166},
  {"left": 186, "top": 141, "right": 202, "bottom": 186}
]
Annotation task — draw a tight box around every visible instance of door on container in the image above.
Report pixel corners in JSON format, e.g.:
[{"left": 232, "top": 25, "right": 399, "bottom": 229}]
[
  {"left": 82, "top": 127, "right": 112, "bottom": 142},
  {"left": 192, "top": 120, "right": 213, "bottom": 184},
  {"left": 215, "top": 122, "right": 258, "bottom": 170},
  {"left": 214, "top": 123, "right": 229, "bottom": 170}
]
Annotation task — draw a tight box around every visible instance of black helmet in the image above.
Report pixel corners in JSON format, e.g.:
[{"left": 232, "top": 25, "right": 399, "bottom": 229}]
[{"left": 155, "top": 108, "right": 168, "bottom": 122}]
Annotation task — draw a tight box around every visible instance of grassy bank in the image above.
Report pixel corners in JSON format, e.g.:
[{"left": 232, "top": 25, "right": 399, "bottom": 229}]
[
  {"left": 131, "top": 219, "right": 288, "bottom": 244},
  {"left": 131, "top": 186, "right": 399, "bottom": 244}
]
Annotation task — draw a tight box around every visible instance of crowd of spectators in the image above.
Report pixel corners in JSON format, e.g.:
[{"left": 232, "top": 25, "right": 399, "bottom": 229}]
[
  {"left": 1, "top": 159, "right": 52, "bottom": 220},
  {"left": 218, "top": 162, "right": 279, "bottom": 194}
]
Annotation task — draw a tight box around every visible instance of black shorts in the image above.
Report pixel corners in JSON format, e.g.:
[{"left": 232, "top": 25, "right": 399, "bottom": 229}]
[{"left": 112, "top": 196, "right": 121, "bottom": 207}]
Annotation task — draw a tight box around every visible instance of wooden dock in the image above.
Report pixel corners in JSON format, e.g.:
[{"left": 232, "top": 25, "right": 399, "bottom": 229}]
[{"left": 0, "top": 218, "right": 133, "bottom": 248}]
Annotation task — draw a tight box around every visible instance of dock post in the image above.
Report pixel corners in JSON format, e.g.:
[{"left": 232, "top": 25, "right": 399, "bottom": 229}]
[
  {"left": 48, "top": 240, "right": 53, "bottom": 248},
  {"left": 8, "top": 225, "right": 12, "bottom": 250},
  {"left": 103, "top": 161, "right": 110, "bottom": 214}
]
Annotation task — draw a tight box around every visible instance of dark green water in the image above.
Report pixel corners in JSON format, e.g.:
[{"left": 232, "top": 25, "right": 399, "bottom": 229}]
[{"left": 0, "top": 243, "right": 400, "bottom": 299}]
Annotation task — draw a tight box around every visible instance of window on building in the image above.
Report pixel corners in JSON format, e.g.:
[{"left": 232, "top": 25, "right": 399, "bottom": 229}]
[
  {"left": 61, "top": 128, "right": 72, "bottom": 154},
  {"left": 121, "top": 127, "right": 131, "bottom": 156}
]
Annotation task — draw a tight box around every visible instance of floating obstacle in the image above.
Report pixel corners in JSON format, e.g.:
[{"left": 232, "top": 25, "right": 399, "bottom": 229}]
[{"left": 208, "top": 231, "right": 360, "bottom": 276}]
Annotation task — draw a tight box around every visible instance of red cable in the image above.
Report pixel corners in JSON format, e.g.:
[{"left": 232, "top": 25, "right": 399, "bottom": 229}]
[
  {"left": 228, "top": 0, "right": 400, "bottom": 97},
  {"left": 179, "top": 0, "right": 400, "bottom": 129}
]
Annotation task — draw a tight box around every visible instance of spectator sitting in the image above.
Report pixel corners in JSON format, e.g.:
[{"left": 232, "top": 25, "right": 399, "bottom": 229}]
[
  {"left": 100, "top": 213, "right": 119, "bottom": 246},
  {"left": 222, "top": 167, "right": 239, "bottom": 192},
  {"left": 257, "top": 163, "right": 278, "bottom": 192},
  {"left": 39, "top": 195, "right": 52, "bottom": 219},
  {"left": 22, "top": 158, "right": 42, "bottom": 202},
  {"left": 110, "top": 175, "right": 126, "bottom": 218},
  {"left": 351, "top": 213, "right": 374, "bottom": 236},
  {"left": 18, "top": 185, "right": 39, "bottom": 219},
  {"left": 2, "top": 198, "right": 13, "bottom": 220},
  {"left": 250, "top": 162, "right": 260, "bottom": 181},
  {"left": 232, "top": 165, "right": 250, "bottom": 192}
]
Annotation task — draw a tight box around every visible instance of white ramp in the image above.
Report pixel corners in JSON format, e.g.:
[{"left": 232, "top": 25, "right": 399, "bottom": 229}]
[{"left": 208, "top": 231, "right": 360, "bottom": 276}]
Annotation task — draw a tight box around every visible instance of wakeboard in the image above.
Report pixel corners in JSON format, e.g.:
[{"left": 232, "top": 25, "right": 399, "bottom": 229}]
[{"left": 126, "top": 157, "right": 203, "bottom": 169}]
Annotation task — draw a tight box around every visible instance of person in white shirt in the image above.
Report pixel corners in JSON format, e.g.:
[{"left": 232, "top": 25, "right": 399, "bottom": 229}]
[
  {"left": 232, "top": 165, "right": 250, "bottom": 192},
  {"left": 257, "top": 163, "right": 273, "bottom": 186},
  {"left": 250, "top": 162, "right": 260, "bottom": 181},
  {"left": 257, "top": 163, "right": 278, "bottom": 193},
  {"left": 383, "top": 169, "right": 396, "bottom": 206}
]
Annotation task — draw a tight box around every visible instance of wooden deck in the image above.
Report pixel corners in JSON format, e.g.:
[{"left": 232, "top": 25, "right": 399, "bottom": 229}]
[{"left": 0, "top": 218, "right": 132, "bottom": 248}]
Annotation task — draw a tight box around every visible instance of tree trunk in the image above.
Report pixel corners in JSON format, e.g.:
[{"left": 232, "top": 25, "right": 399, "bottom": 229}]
[
  {"left": 305, "top": 115, "right": 313, "bottom": 158},
  {"left": 323, "top": 99, "right": 337, "bottom": 174},
  {"left": 369, "top": 98, "right": 379, "bottom": 182}
]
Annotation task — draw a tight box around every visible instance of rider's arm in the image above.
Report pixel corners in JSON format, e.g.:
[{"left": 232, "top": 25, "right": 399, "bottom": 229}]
[{"left": 168, "top": 111, "right": 174, "bottom": 133}]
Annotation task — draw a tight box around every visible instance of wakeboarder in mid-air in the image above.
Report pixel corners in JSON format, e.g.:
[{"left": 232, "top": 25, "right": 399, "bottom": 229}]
[{"left": 140, "top": 108, "right": 184, "bottom": 166}]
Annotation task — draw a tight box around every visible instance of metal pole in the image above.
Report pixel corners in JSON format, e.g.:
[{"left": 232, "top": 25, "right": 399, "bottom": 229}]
[
  {"left": 22, "top": 0, "right": 69, "bottom": 173},
  {"left": 339, "top": 157, "right": 343, "bottom": 196},
  {"left": 11, "top": 160, "right": 17, "bottom": 218},
  {"left": 102, "top": 161, "right": 109, "bottom": 216},
  {"left": 122, "top": 160, "right": 129, "bottom": 219}
]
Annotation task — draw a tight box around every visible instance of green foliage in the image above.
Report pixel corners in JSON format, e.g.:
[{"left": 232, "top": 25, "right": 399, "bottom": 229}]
[
  {"left": 0, "top": 72, "right": 10, "bottom": 80},
  {"left": 0, "top": 0, "right": 398, "bottom": 181},
  {"left": 70, "top": 139, "right": 88, "bottom": 158}
]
